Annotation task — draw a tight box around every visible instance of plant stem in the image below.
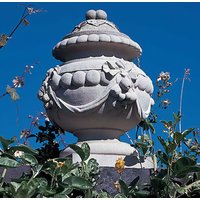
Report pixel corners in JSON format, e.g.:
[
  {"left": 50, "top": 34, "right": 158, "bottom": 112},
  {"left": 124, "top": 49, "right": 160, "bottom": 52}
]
[
  {"left": 1, "top": 168, "right": 7, "bottom": 179},
  {"left": 135, "top": 125, "right": 139, "bottom": 140},
  {"left": 179, "top": 72, "right": 186, "bottom": 133},
  {"left": 27, "top": 167, "right": 40, "bottom": 184},
  {"left": 179, "top": 71, "right": 188, "bottom": 154},
  {"left": 0, "top": 168, "right": 7, "bottom": 187},
  {"left": 50, "top": 170, "right": 56, "bottom": 190},
  {"left": 58, "top": 133, "right": 68, "bottom": 148},
  {"left": 8, "top": 8, "right": 29, "bottom": 38},
  {"left": 125, "top": 132, "right": 134, "bottom": 145},
  {"left": 0, "top": 92, "right": 9, "bottom": 99}
]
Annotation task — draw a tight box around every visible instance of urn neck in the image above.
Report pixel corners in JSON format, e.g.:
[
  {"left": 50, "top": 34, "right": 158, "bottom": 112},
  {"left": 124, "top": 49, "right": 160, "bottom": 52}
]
[{"left": 73, "top": 128, "right": 124, "bottom": 142}]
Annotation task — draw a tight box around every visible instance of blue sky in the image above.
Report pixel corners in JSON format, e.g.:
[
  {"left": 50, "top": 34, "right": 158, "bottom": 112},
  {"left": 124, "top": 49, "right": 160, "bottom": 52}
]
[{"left": 0, "top": 2, "right": 200, "bottom": 149}]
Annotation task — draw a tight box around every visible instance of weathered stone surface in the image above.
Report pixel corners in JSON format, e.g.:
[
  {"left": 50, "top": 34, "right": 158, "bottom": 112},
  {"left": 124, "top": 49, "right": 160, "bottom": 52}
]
[
  {"left": 96, "top": 167, "right": 152, "bottom": 197},
  {"left": 0, "top": 166, "right": 30, "bottom": 183},
  {"left": 86, "top": 70, "right": 100, "bottom": 86},
  {"left": 86, "top": 10, "right": 96, "bottom": 20},
  {"left": 96, "top": 10, "right": 107, "bottom": 20},
  {"left": 60, "top": 73, "right": 73, "bottom": 88},
  {"left": 72, "top": 71, "right": 86, "bottom": 87},
  {"left": 38, "top": 9, "right": 154, "bottom": 168}
]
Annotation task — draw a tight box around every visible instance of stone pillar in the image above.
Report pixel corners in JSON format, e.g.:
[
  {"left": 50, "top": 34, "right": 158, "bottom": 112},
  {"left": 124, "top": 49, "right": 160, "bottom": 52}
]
[{"left": 38, "top": 9, "right": 154, "bottom": 169}]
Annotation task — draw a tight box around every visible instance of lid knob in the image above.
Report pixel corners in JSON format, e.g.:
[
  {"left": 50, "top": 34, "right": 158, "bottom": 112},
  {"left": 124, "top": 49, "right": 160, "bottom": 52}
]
[{"left": 86, "top": 9, "right": 107, "bottom": 20}]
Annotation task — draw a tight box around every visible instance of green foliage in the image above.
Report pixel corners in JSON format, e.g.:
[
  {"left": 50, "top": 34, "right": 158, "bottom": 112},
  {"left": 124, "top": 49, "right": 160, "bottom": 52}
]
[
  {"left": 0, "top": 134, "right": 100, "bottom": 198},
  {"left": 0, "top": 136, "right": 17, "bottom": 151},
  {"left": 69, "top": 143, "right": 90, "bottom": 162},
  {"left": 113, "top": 176, "right": 150, "bottom": 198},
  {"left": 0, "top": 157, "right": 21, "bottom": 168},
  {"left": 118, "top": 112, "right": 200, "bottom": 198},
  {"left": 0, "top": 112, "right": 199, "bottom": 198},
  {"left": 138, "top": 111, "right": 157, "bottom": 134},
  {"left": 27, "top": 120, "right": 64, "bottom": 163},
  {"left": 0, "top": 110, "right": 199, "bottom": 198},
  {"left": 149, "top": 113, "right": 200, "bottom": 197}
]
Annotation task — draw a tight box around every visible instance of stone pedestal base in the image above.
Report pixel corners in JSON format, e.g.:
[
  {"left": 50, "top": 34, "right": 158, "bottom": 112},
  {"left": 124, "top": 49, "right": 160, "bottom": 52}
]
[
  {"left": 0, "top": 166, "right": 30, "bottom": 183},
  {"left": 60, "top": 139, "right": 154, "bottom": 169},
  {"left": 96, "top": 167, "right": 152, "bottom": 197}
]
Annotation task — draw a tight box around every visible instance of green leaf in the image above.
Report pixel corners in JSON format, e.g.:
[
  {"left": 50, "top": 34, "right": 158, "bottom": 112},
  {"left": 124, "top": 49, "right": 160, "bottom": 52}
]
[
  {"left": 0, "top": 136, "right": 16, "bottom": 150},
  {"left": 97, "top": 191, "right": 109, "bottom": 198},
  {"left": 135, "top": 190, "right": 150, "bottom": 197},
  {"left": 0, "top": 157, "right": 20, "bottom": 168},
  {"left": 135, "top": 142, "right": 149, "bottom": 155},
  {"left": 174, "top": 166, "right": 200, "bottom": 178},
  {"left": 157, "top": 136, "right": 168, "bottom": 154},
  {"left": 9, "top": 182, "right": 22, "bottom": 194},
  {"left": 168, "top": 181, "right": 178, "bottom": 198},
  {"left": 69, "top": 144, "right": 85, "bottom": 162},
  {"left": 114, "top": 193, "right": 127, "bottom": 198},
  {"left": 129, "top": 176, "right": 140, "bottom": 188},
  {"left": 63, "top": 176, "right": 92, "bottom": 190},
  {"left": 37, "top": 177, "right": 48, "bottom": 190},
  {"left": 9, "top": 145, "right": 38, "bottom": 155},
  {"left": 43, "top": 189, "right": 57, "bottom": 197},
  {"left": 59, "top": 158, "right": 74, "bottom": 174},
  {"left": 87, "top": 158, "right": 100, "bottom": 175},
  {"left": 190, "top": 146, "right": 198, "bottom": 151},
  {"left": 149, "top": 123, "right": 155, "bottom": 134},
  {"left": 15, "top": 180, "right": 38, "bottom": 198},
  {"left": 53, "top": 188, "right": 72, "bottom": 198},
  {"left": 168, "top": 141, "right": 176, "bottom": 152},
  {"left": 174, "top": 128, "right": 194, "bottom": 145},
  {"left": 174, "top": 132, "right": 183, "bottom": 145},
  {"left": 1, "top": 152, "right": 17, "bottom": 160},
  {"left": 151, "top": 177, "right": 166, "bottom": 192},
  {"left": 0, "top": 187, "right": 5, "bottom": 194},
  {"left": 175, "top": 180, "right": 200, "bottom": 197},
  {"left": 173, "top": 112, "right": 181, "bottom": 124},
  {"left": 81, "top": 143, "right": 90, "bottom": 161},
  {"left": 176, "top": 186, "right": 187, "bottom": 195},
  {"left": 33, "top": 164, "right": 43, "bottom": 176},
  {"left": 21, "top": 153, "right": 38, "bottom": 165},
  {"left": 182, "top": 128, "right": 194, "bottom": 138},
  {"left": 160, "top": 120, "right": 169, "bottom": 127},
  {"left": 119, "top": 179, "right": 129, "bottom": 197},
  {"left": 173, "top": 157, "right": 196, "bottom": 169},
  {"left": 185, "top": 180, "right": 200, "bottom": 191},
  {"left": 185, "top": 138, "right": 192, "bottom": 147},
  {"left": 172, "top": 157, "right": 199, "bottom": 177},
  {"left": 157, "top": 151, "right": 168, "bottom": 165}
]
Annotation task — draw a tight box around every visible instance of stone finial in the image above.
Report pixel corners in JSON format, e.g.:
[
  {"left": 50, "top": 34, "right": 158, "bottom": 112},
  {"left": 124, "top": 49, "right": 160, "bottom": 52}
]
[
  {"left": 52, "top": 9, "right": 142, "bottom": 62},
  {"left": 86, "top": 9, "right": 107, "bottom": 20}
]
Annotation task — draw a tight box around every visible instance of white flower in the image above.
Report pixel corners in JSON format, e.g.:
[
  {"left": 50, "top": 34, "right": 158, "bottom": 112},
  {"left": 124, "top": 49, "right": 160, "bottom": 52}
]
[
  {"left": 157, "top": 72, "right": 170, "bottom": 83},
  {"left": 12, "top": 76, "right": 24, "bottom": 88},
  {"left": 162, "top": 99, "right": 171, "bottom": 106},
  {"left": 138, "top": 135, "right": 141, "bottom": 140},
  {"left": 20, "top": 129, "right": 30, "bottom": 139},
  {"left": 27, "top": 7, "right": 43, "bottom": 15},
  {"left": 14, "top": 150, "right": 24, "bottom": 158}
]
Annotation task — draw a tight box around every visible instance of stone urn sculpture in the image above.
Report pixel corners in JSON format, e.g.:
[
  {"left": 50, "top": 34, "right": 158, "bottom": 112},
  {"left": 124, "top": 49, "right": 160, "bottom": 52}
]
[{"left": 38, "top": 9, "right": 154, "bottom": 168}]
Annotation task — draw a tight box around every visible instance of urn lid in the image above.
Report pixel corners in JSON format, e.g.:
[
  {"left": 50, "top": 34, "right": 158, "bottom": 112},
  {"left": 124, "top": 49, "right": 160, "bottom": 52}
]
[{"left": 52, "top": 9, "right": 142, "bottom": 62}]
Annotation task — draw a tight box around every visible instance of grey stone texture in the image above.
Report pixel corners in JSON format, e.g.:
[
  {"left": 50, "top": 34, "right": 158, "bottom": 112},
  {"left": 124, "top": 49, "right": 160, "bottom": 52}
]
[
  {"left": 0, "top": 166, "right": 30, "bottom": 183},
  {"left": 38, "top": 9, "right": 154, "bottom": 167},
  {"left": 96, "top": 167, "right": 152, "bottom": 197}
]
